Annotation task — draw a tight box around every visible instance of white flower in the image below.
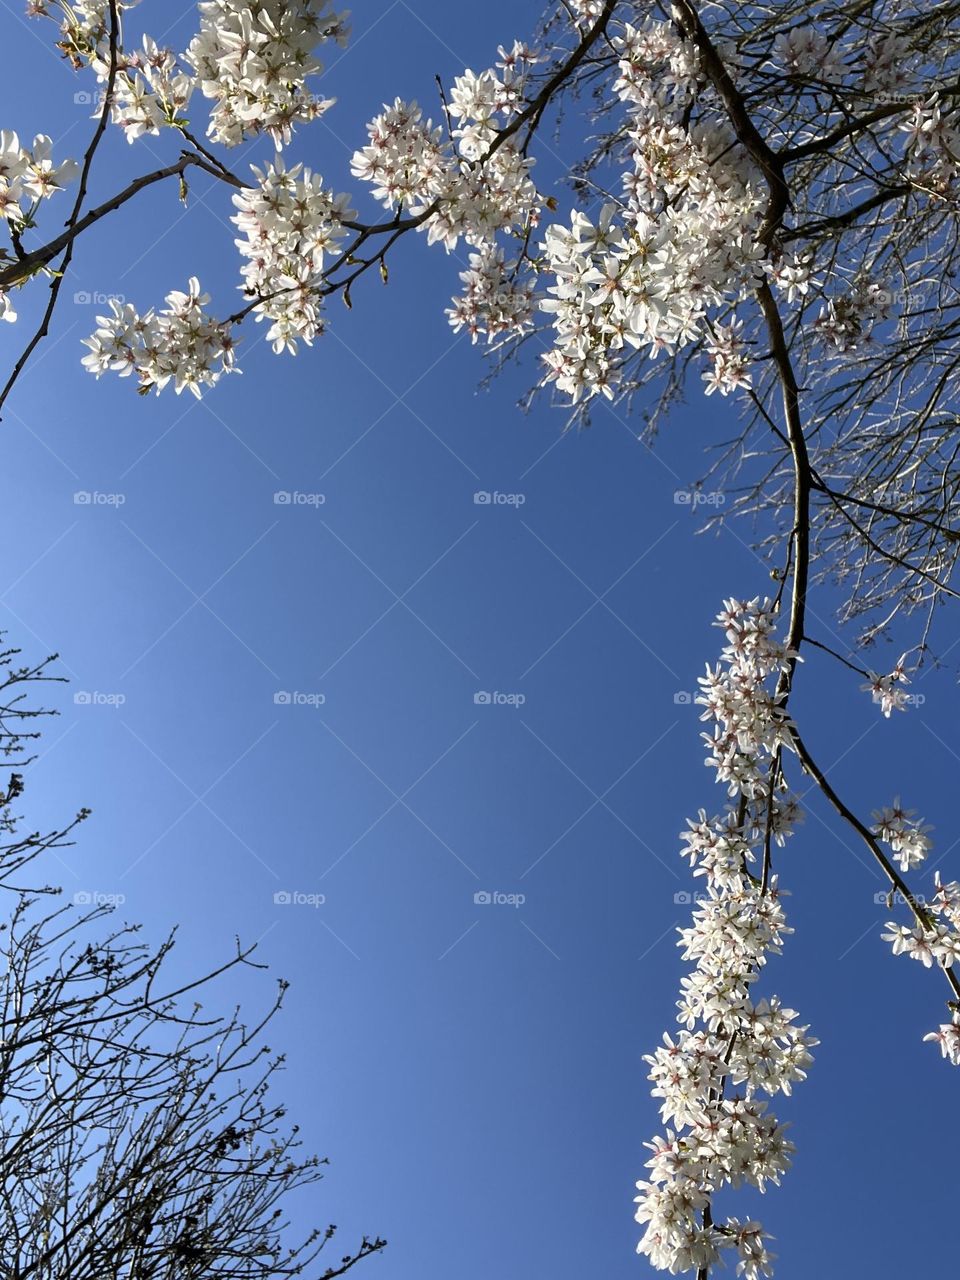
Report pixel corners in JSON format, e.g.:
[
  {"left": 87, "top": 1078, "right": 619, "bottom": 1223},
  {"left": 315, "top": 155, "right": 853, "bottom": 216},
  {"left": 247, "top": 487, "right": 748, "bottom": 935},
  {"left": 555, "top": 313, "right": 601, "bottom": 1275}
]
[
  {"left": 0, "top": 132, "right": 78, "bottom": 221},
  {"left": 872, "top": 799, "right": 932, "bottom": 871},
  {"left": 446, "top": 245, "right": 535, "bottom": 344},
  {"left": 184, "top": 0, "right": 347, "bottom": 146},
  {"left": 81, "top": 279, "right": 236, "bottom": 397},
  {"left": 538, "top": 104, "right": 765, "bottom": 407},
  {"left": 882, "top": 922, "right": 937, "bottom": 967},
  {"left": 772, "top": 27, "right": 845, "bottom": 83},
  {"left": 861, "top": 655, "right": 910, "bottom": 716},
  {"left": 352, "top": 94, "right": 540, "bottom": 253},
  {"left": 924, "top": 1014, "right": 960, "bottom": 1066},
  {"left": 636, "top": 598, "right": 812, "bottom": 1269},
  {"left": 232, "top": 155, "right": 353, "bottom": 354},
  {"left": 90, "top": 36, "right": 195, "bottom": 143}
]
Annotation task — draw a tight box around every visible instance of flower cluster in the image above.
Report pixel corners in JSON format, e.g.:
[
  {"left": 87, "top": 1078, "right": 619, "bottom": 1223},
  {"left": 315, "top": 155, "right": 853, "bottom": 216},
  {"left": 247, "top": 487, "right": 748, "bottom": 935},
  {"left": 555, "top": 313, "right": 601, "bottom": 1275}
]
[
  {"left": 91, "top": 35, "right": 194, "bottom": 143},
  {"left": 861, "top": 655, "right": 911, "bottom": 717},
  {"left": 0, "top": 131, "right": 78, "bottom": 323},
  {"left": 231, "top": 157, "right": 353, "bottom": 354},
  {"left": 352, "top": 48, "right": 540, "bottom": 256},
  {"left": 613, "top": 19, "right": 700, "bottom": 109},
  {"left": 569, "top": 0, "right": 606, "bottom": 27},
  {"left": 883, "top": 862, "right": 960, "bottom": 967},
  {"left": 861, "top": 32, "right": 917, "bottom": 95},
  {"left": 702, "top": 321, "right": 752, "bottom": 397},
  {"left": 881, "top": 854, "right": 960, "bottom": 1063},
  {"left": 765, "top": 252, "right": 815, "bottom": 306},
  {"left": 872, "top": 799, "right": 932, "bottom": 872},
  {"left": 772, "top": 27, "right": 845, "bottom": 83},
  {"left": 39, "top": 0, "right": 141, "bottom": 65},
  {"left": 446, "top": 245, "right": 536, "bottom": 345},
  {"left": 813, "top": 278, "right": 896, "bottom": 353},
  {"left": 350, "top": 100, "right": 449, "bottom": 217},
  {"left": 184, "top": 0, "right": 348, "bottom": 146},
  {"left": 538, "top": 21, "right": 765, "bottom": 404},
  {"left": 81, "top": 278, "right": 236, "bottom": 397},
  {"left": 637, "top": 598, "right": 814, "bottom": 1279},
  {"left": 899, "top": 94, "right": 960, "bottom": 188},
  {"left": 0, "top": 130, "right": 78, "bottom": 226},
  {"left": 924, "top": 1014, "right": 960, "bottom": 1065}
]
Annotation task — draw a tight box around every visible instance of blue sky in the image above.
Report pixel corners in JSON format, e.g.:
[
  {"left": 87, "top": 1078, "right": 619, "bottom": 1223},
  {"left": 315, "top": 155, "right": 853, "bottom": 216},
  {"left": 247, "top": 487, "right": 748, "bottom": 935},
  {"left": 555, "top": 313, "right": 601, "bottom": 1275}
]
[{"left": 2, "top": 2, "right": 959, "bottom": 1276}]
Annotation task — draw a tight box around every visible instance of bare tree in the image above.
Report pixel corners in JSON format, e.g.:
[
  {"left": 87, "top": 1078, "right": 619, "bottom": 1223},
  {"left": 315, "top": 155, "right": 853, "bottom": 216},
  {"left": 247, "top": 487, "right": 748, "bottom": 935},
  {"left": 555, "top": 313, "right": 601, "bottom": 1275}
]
[{"left": 0, "top": 640, "right": 385, "bottom": 1280}]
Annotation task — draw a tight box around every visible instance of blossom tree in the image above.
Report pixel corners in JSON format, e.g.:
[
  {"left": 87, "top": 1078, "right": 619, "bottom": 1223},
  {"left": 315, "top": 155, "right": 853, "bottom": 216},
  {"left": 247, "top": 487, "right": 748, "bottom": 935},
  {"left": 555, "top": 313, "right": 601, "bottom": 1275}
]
[{"left": 4, "top": 0, "right": 960, "bottom": 1274}]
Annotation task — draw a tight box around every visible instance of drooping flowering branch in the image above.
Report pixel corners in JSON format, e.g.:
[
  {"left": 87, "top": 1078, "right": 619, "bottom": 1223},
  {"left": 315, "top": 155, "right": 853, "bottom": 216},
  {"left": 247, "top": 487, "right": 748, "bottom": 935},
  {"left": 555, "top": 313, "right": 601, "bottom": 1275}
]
[{"left": 636, "top": 598, "right": 815, "bottom": 1280}]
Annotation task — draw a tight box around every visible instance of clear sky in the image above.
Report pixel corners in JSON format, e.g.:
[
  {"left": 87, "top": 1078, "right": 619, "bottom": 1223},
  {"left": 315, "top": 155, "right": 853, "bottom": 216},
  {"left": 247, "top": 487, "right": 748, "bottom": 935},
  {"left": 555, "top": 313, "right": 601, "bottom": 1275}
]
[{"left": 1, "top": 2, "right": 958, "bottom": 1276}]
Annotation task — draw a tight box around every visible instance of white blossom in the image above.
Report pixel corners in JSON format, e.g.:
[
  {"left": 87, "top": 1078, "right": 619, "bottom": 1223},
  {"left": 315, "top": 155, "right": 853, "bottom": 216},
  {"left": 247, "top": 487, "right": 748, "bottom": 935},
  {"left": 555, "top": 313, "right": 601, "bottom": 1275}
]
[
  {"left": 861, "top": 655, "right": 911, "bottom": 716},
  {"left": 772, "top": 28, "right": 845, "bottom": 84},
  {"left": 184, "top": 0, "right": 348, "bottom": 146},
  {"left": 231, "top": 155, "right": 353, "bottom": 354},
  {"left": 0, "top": 131, "right": 78, "bottom": 229},
  {"left": 81, "top": 278, "right": 236, "bottom": 397},
  {"left": 924, "top": 1014, "right": 960, "bottom": 1065},
  {"left": 872, "top": 799, "right": 932, "bottom": 871},
  {"left": 91, "top": 36, "right": 194, "bottom": 143},
  {"left": 351, "top": 90, "right": 540, "bottom": 253},
  {"left": 636, "top": 598, "right": 814, "bottom": 1276},
  {"left": 446, "top": 245, "right": 535, "bottom": 345}
]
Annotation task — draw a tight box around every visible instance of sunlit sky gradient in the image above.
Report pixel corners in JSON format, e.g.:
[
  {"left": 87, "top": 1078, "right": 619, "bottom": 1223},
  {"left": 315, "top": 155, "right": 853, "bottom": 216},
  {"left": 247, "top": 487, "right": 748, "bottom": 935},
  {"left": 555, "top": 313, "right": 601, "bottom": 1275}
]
[{"left": 2, "top": 2, "right": 959, "bottom": 1276}]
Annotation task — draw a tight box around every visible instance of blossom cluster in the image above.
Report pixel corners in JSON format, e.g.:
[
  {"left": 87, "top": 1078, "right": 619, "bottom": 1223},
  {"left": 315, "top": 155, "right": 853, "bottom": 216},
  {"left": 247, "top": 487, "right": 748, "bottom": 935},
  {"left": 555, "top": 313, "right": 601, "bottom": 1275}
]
[
  {"left": 875, "top": 816, "right": 960, "bottom": 1064},
  {"left": 872, "top": 799, "right": 932, "bottom": 872},
  {"left": 861, "top": 32, "right": 918, "bottom": 95},
  {"left": 350, "top": 61, "right": 541, "bottom": 256},
  {"left": 231, "top": 157, "right": 353, "bottom": 354},
  {"left": 81, "top": 278, "right": 236, "bottom": 397},
  {"left": 538, "top": 20, "right": 765, "bottom": 404},
  {"left": 79, "top": 33, "right": 544, "bottom": 390},
  {"left": 0, "top": 131, "right": 78, "bottom": 228},
  {"left": 772, "top": 27, "right": 846, "bottom": 83},
  {"left": 39, "top": 0, "right": 141, "bottom": 65},
  {"left": 0, "top": 131, "right": 79, "bottom": 323},
  {"left": 445, "top": 245, "right": 536, "bottom": 345},
  {"left": 813, "top": 277, "right": 897, "bottom": 354},
  {"left": 636, "top": 598, "right": 815, "bottom": 1279},
  {"left": 350, "top": 48, "right": 543, "bottom": 341},
  {"left": 41, "top": 1, "right": 346, "bottom": 149},
  {"left": 91, "top": 35, "right": 194, "bottom": 144},
  {"left": 861, "top": 655, "right": 911, "bottom": 717},
  {"left": 899, "top": 94, "right": 960, "bottom": 188},
  {"left": 882, "top": 864, "right": 960, "bottom": 970},
  {"left": 184, "top": 0, "right": 347, "bottom": 146}
]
